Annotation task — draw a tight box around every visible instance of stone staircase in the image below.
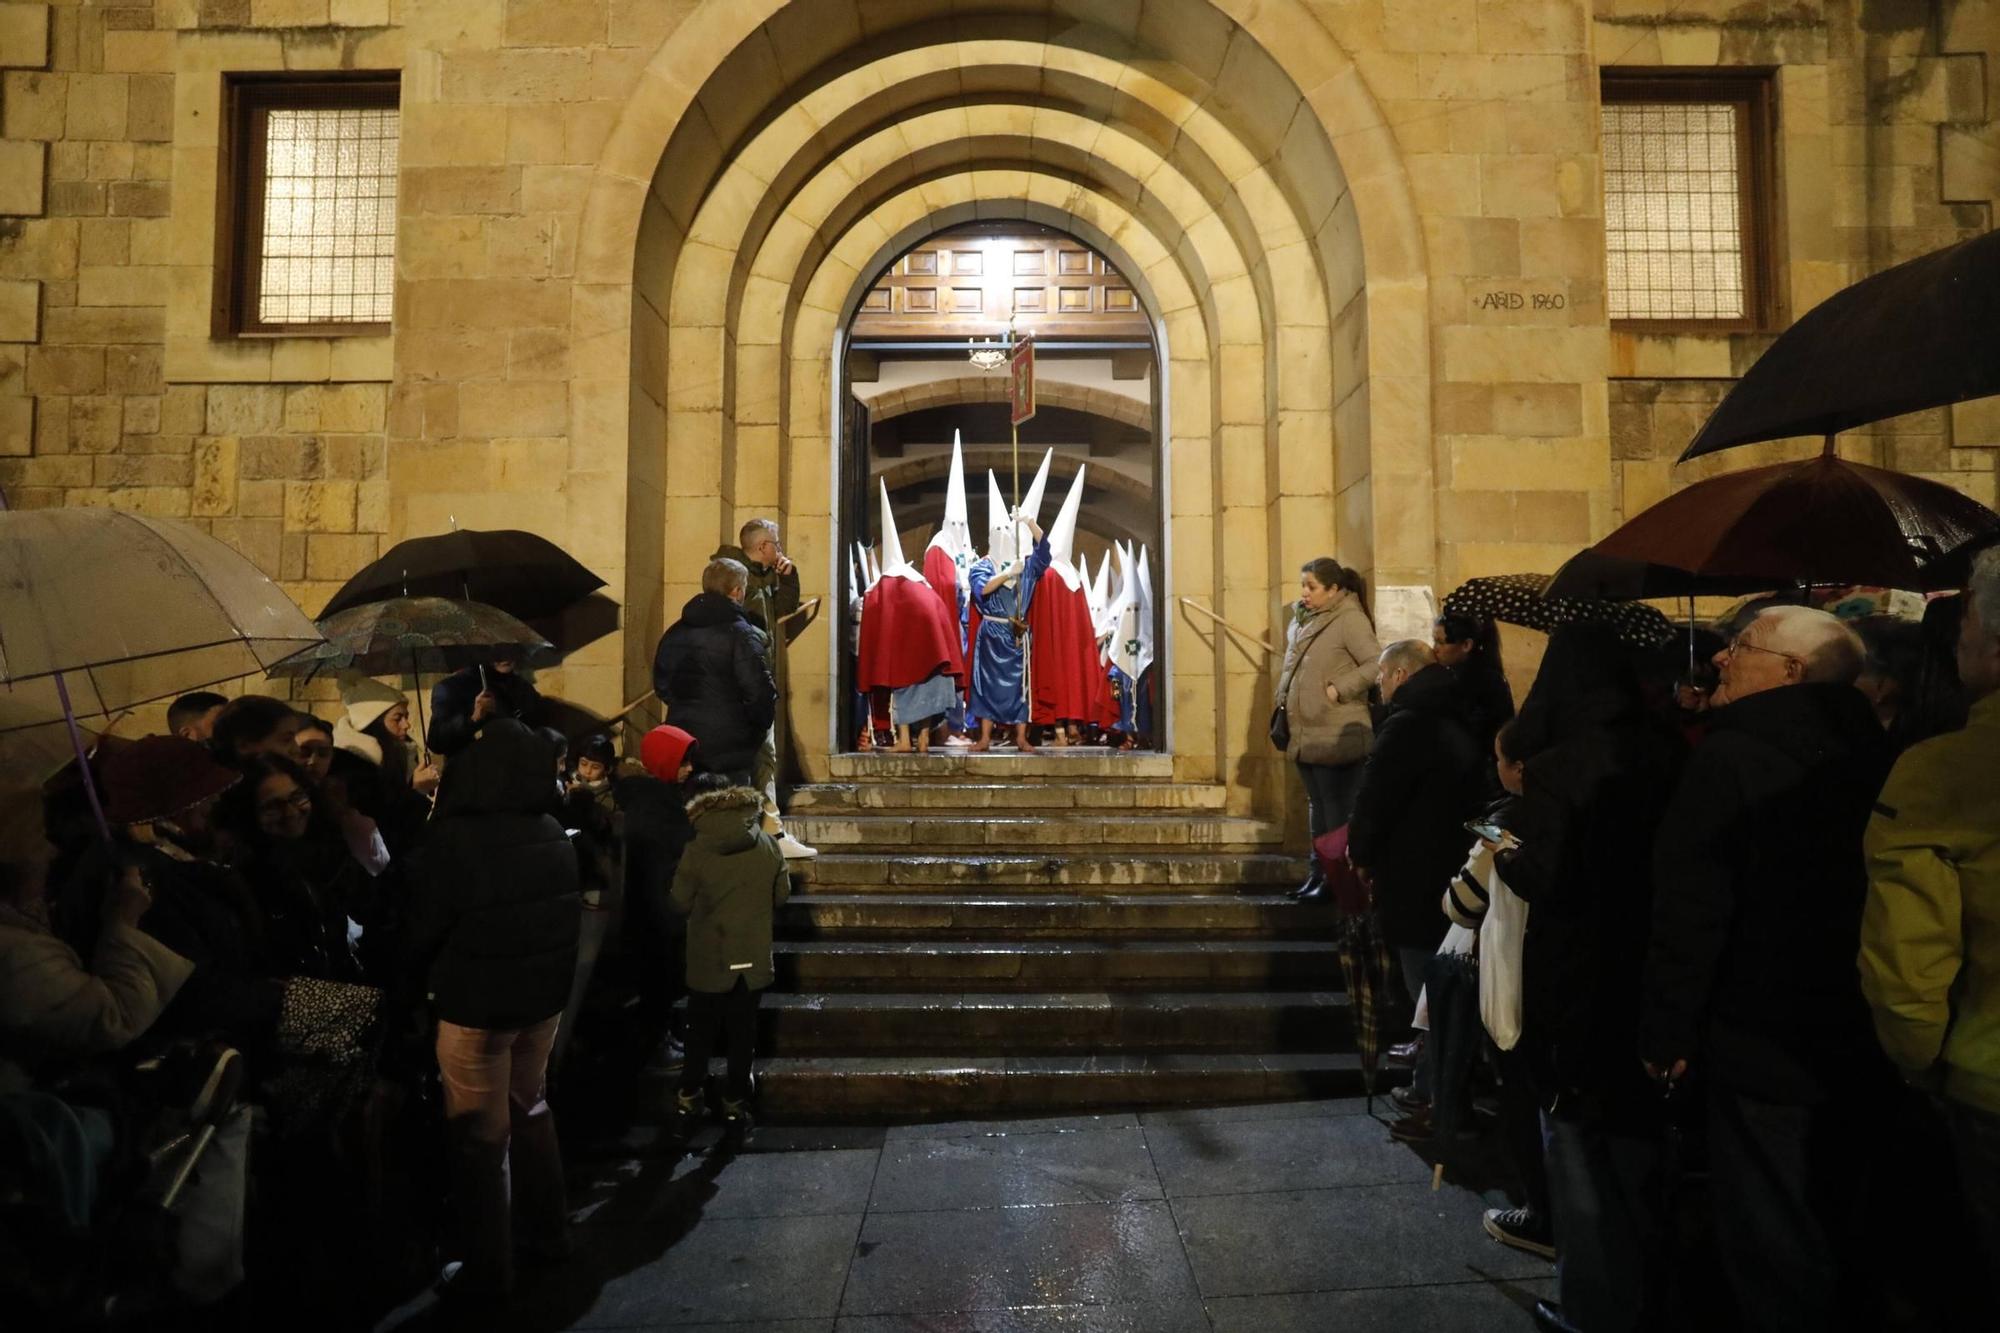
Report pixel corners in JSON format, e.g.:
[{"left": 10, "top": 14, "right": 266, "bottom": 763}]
[{"left": 675, "top": 752, "right": 1371, "bottom": 1118}]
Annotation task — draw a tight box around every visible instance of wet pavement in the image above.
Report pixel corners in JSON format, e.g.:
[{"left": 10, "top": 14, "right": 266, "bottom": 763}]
[{"left": 377, "top": 1096, "right": 1553, "bottom": 1331}]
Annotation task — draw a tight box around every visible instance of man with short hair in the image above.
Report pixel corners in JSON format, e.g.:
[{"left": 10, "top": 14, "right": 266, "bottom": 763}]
[
  {"left": 1641, "top": 606, "right": 1893, "bottom": 1332},
  {"left": 713, "top": 518, "right": 814, "bottom": 858},
  {"left": 167, "top": 691, "right": 228, "bottom": 744},
  {"left": 1861, "top": 548, "right": 2000, "bottom": 1279},
  {"left": 652, "top": 558, "right": 779, "bottom": 787},
  {"left": 1347, "top": 639, "right": 1484, "bottom": 1128}
]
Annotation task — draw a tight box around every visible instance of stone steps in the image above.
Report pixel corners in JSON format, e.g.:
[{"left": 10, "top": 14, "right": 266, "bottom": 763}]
[
  {"left": 798, "top": 852, "right": 1305, "bottom": 892},
  {"left": 781, "top": 892, "right": 1334, "bottom": 938},
  {"left": 775, "top": 938, "right": 1340, "bottom": 991},
  {"left": 674, "top": 991, "right": 1354, "bottom": 1056},
  {"left": 783, "top": 812, "right": 1285, "bottom": 851},
  {"left": 787, "top": 781, "right": 1229, "bottom": 812},
  {"left": 652, "top": 1053, "right": 1375, "bottom": 1118}
]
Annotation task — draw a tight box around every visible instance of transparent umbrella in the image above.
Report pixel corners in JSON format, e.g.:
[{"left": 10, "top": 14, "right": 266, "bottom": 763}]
[{"left": 0, "top": 507, "right": 325, "bottom": 832}]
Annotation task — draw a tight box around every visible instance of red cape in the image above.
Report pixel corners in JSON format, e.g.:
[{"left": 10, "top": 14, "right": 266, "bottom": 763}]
[
  {"left": 922, "top": 545, "right": 959, "bottom": 618},
  {"left": 858, "top": 574, "right": 965, "bottom": 692},
  {"left": 1027, "top": 573, "right": 1109, "bottom": 725}
]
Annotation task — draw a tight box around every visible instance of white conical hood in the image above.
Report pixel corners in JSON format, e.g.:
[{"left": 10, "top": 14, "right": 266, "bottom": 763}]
[
  {"left": 1044, "top": 464, "right": 1087, "bottom": 591},
  {"left": 1135, "top": 544, "right": 1156, "bottom": 677},
  {"left": 927, "top": 431, "right": 974, "bottom": 561},
  {"left": 985, "top": 469, "right": 1016, "bottom": 566},
  {"left": 860, "top": 542, "right": 880, "bottom": 589},
  {"left": 1087, "top": 550, "right": 1112, "bottom": 634},
  {"left": 877, "top": 479, "right": 927, "bottom": 583},
  {"left": 1109, "top": 543, "right": 1141, "bottom": 677},
  {"left": 847, "top": 544, "right": 860, "bottom": 601},
  {"left": 1019, "top": 449, "right": 1055, "bottom": 527}
]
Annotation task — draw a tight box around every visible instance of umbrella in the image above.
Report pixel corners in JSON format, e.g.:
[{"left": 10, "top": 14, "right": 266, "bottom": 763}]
[
  {"left": 268, "top": 596, "right": 553, "bottom": 680},
  {"left": 1681, "top": 229, "right": 2000, "bottom": 461},
  {"left": 0, "top": 507, "right": 325, "bottom": 838},
  {"left": 1422, "top": 950, "right": 1482, "bottom": 1145},
  {"left": 318, "top": 527, "right": 606, "bottom": 622},
  {"left": 1543, "top": 547, "right": 1780, "bottom": 603},
  {"left": 1441, "top": 574, "right": 1675, "bottom": 649},
  {"left": 1593, "top": 451, "right": 1998, "bottom": 592},
  {"left": 1333, "top": 909, "right": 1398, "bottom": 1103}
]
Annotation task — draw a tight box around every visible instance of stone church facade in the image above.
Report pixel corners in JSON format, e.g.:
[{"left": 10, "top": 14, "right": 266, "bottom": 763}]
[{"left": 2, "top": 0, "right": 1997, "bottom": 816}]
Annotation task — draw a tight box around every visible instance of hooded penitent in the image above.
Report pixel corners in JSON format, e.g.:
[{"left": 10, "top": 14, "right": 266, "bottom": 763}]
[
  {"left": 1028, "top": 465, "right": 1110, "bottom": 727},
  {"left": 858, "top": 481, "right": 966, "bottom": 693},
  {"left": 923, "top": 432, "right": 975, "bottom": 640}
]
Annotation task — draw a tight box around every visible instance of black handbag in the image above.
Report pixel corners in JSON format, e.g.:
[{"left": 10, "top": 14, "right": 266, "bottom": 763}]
[{"left": 1268, "top": 703, "right": 1291, "bottom": 751}]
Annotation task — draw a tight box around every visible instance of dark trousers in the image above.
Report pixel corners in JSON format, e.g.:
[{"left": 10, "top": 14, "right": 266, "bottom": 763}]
[
  {"left": 680, "top": 977, "right": 761, "bottom": 1100},
  {"left": 1496, "top": 1044, "right": 1551, "bottom": 1223},
  {"left": 1543, "top": 1104, "right": 1664, "bottom": 1333},
  {"left": 1949, "top": 1098, "right": 2000, "bottom": 1284},
  {"left": 1706, "top": 1085, "right": 1864, "bottom": 1333},
  {"left": 1295, "top": 760, "right": 1362, "bottom": 841}
]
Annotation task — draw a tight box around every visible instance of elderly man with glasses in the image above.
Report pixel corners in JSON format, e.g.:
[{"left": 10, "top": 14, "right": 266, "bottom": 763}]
[{"left": 1636, "top": 605, "right": 1894, "bottom": 1333}]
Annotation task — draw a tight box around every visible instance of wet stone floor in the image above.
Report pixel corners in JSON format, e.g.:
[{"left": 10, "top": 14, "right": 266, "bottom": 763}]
[{"left": 378, "top": 1096, "right": 1553, "bottom": 1332}]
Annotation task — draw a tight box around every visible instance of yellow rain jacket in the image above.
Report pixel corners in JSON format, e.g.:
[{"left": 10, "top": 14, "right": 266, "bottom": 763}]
[{"left": 1860, "top": 692, "right": 2000, "bottom": 1113}]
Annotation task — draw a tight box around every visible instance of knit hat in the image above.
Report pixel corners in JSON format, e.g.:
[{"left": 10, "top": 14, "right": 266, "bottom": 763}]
[
  {"left": 639, "top": 725, "right": 698, "bottom": 781},
  {"left": 339, "top": 676, "right": 406, "bottom": 733},
  {"left": 578, "top": 733, "right": 616, "bottom": 767},
  {"left": 101, "top": 735, "right": 240, "bottom": 825}
]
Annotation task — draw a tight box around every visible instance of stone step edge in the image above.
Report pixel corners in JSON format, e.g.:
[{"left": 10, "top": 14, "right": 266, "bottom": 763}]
[
  {"left": 688, "top": 990, "right": 1353, "bottom": 1011},
  {"left": 776, "top": 938, "right": 1340, "bottom": 955}
]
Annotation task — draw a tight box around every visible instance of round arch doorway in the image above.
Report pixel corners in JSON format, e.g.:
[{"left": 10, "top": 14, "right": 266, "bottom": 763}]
[{"left": 835, "top": 222, "right": 1166, "bottom": 756}]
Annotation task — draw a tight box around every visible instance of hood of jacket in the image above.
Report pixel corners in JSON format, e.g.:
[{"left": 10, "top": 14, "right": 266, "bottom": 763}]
[
  {"left": 686, "top": 785, "right": 764, "bottom": 853},
  {"left": 1384, "top": 661, "right": 1465, "bottom": 723},
  {"left": 434, "top": 718, "right": 560, "bottom": 819},
  {"left": 1706, "top": 680, "right": 1884, "bottom": 769},
  {"left": 679, "top": 591, "right": 759, "bottom": 632}
]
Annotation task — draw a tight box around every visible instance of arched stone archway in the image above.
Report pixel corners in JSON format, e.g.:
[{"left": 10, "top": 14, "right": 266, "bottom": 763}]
[{"left": 565, "top": 0, "right": 1431, "bottom": 813}]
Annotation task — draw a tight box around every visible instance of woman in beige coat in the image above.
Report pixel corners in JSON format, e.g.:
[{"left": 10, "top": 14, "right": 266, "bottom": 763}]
[{"left": 1276, "top": 557, "right": 1381, "bottom": 898}]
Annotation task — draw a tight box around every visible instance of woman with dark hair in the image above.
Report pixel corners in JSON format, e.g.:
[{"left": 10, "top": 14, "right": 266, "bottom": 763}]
[
  {"left": 220, "top": 755, "right": 366, "bottom": 983},
  {"left": 210, "top": 694, "right": 304, "bottom": 767},
  {"left": 1275, "top": 557, "right": 1380, "bottom": 899},
  {"left": 1433, "top": 610, "right": 1514, "bottom": 783},
  {"left": 333, "top": 678, "right": 439, "bottom": 860}
]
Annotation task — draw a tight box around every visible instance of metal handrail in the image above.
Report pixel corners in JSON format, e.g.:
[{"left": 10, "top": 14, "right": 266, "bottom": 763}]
[{"left": 1178, "top": 596, "right": 1277, "bottom": 655}]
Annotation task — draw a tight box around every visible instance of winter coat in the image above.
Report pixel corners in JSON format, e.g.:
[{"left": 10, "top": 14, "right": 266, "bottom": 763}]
[
  {"left": 1861, "top": 690, "right": 2000, "bottom": 1114},
  {"left": 425, "top": 665, "right": 545, "bottom": 757},
  {"left": 1278, "top": 599, "right": 1380, "bottom": 767},
  {"left": 670, "top": 786, "right": 790, "bottom": 993},
  {"left": 401, "top": 719, "right": 580, "bottom": 1031},
  {"left": 652, "top": 593, "right": 779, "bottom": 780},
  {"left": 1348, "top": 663, "right": 1485, "bottom": 949},
  {"left": 1641, "top": 682, "right": 1894, "bottom": 1105},
  {"left": 0, "top": 902, "right": 194, "bottom": 1070},
  {"left": 1496, "top": 700, "right": 1683, "bottom": 1106}
]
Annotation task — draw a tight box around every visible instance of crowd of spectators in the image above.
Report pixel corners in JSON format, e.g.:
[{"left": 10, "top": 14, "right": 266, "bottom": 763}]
[{"left": 1295, "top": 549, "right": 2000, "bottom": 1332}]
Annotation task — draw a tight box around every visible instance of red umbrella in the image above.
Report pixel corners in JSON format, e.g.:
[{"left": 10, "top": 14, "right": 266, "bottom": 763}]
[{"left": 1594, "top": 450, "right": 1997, "bottom": 592}]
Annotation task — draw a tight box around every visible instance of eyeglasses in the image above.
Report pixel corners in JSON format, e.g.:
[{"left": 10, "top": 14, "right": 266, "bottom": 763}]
[
  {"left": 1725, "top": 637, "right": 1803, "bottom": 668},
  {"left": 258, "top": 790, "right": 312, "bottom": 818}
]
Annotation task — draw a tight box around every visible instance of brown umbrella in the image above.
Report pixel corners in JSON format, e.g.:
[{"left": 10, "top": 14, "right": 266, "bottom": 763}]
[{"left": 1595, "top": 450, "right": 1998, "bottom": 592}]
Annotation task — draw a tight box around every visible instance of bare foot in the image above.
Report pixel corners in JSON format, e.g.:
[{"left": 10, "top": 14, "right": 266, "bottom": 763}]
[
  {"left": 856, "top": 731, "right": 874, "bottom": 751},
  {"left": 889, "top": 739, "right": 912, "bottom": 753},
  {"left": 970, "top": 739, "right": 990, "bottom": 753},
  {"left": 916, "top": 733, "right": 931, "bottom": 755}
]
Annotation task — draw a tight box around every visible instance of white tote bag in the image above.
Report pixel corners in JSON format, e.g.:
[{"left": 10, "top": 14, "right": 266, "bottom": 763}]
[{"left": 1479, "top": 864, "right": 1529, "bottom": 1051}]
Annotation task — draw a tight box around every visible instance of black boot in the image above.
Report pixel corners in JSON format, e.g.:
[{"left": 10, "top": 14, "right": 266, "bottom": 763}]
[{"left": 1292, "top": 871, "right": 1328, "bottom": 902}]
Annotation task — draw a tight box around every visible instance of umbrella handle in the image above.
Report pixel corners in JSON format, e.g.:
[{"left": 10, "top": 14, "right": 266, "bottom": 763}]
[
  {"left": 53, "top": 671, "right": 113, "bottom": 845},
  {"left": 410, "top": 649, "right": 432, "bottom": 765}
]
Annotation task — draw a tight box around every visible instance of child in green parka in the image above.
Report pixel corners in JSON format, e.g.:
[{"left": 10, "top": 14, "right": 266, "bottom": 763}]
[{"left": 670, "top": 773, "right": 790, "bottom": 1125}]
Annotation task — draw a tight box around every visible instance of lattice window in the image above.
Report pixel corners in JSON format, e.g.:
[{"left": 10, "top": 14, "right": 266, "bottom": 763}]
[
  {"left": 1601, "top": 73, "right": 1775, "bottom": 330},
  {"left": 219, "top": 76, "right": 400, "bottom": 336}
]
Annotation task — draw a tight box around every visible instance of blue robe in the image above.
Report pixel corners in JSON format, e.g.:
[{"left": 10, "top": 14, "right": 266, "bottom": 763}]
[{"left": 967, "top": 538, "right": 1051, "bottom": 726}]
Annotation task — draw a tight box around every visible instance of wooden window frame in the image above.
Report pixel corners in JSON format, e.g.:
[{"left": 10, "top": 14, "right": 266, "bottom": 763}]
[
  {"left": 1601, "top": 68, "right": 1779, "bottom": 334},
  {"left": 213, "top": 72, "right": 401, "bottom": 339}
]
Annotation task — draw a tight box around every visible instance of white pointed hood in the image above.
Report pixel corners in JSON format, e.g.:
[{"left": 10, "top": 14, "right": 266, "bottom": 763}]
[
  {"left": 1019, "top": 449, "right": 1055, "bottom": 528},
  {"left": 859, "top": 541, "right": 880, "bottom": 590},
  {"left": 1044, "top": 463, "right": 1087, "bottom": 591},
  {"left": 984, "top": 469, "right": 1017, "bottom": 566},
  {"left": 1108, "top": 543, "right": 1141, "bottom": 676},
  {"left": 1086, "top": 550, "right": 1112, "bottom": 635},
  {"left": 877, "top": 479, "right": 929, "bottom": 583},
  {"left": 926, "top": 431, "right": 975, "bottom": 563}
]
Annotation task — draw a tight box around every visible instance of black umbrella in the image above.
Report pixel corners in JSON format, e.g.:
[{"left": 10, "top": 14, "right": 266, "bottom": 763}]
[
  {"left": 319, "top": 528, "right": 605, "bottom": 622},
  {"left": 1682, "top": 229, "right": 2000, "bottom": 461},
  {"left": 1543, "top": 548, "right": 1780, "bottom": 603},
  {"left": 1442, "top": 574, "right": 1675, "bottom": 649}
]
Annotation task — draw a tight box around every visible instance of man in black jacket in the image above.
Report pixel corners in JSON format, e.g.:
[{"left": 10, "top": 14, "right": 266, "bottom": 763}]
[
  {"left": 426, "top": 654, "right": 544, "bottom": 756},
  {"left": 1348, "top": 639, "right": 1484, "bottom": 1108},
  {"left": 1641, "top": 606, "right": 1893, "bottom": 1333},
  {"left": 652, "top": 558, "right": 779, "bottom": 785}
]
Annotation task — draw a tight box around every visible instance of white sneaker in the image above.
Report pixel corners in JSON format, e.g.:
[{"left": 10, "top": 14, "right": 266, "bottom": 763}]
[{"left": 775, "top": 831, "right": 818, "bottom": 859}]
